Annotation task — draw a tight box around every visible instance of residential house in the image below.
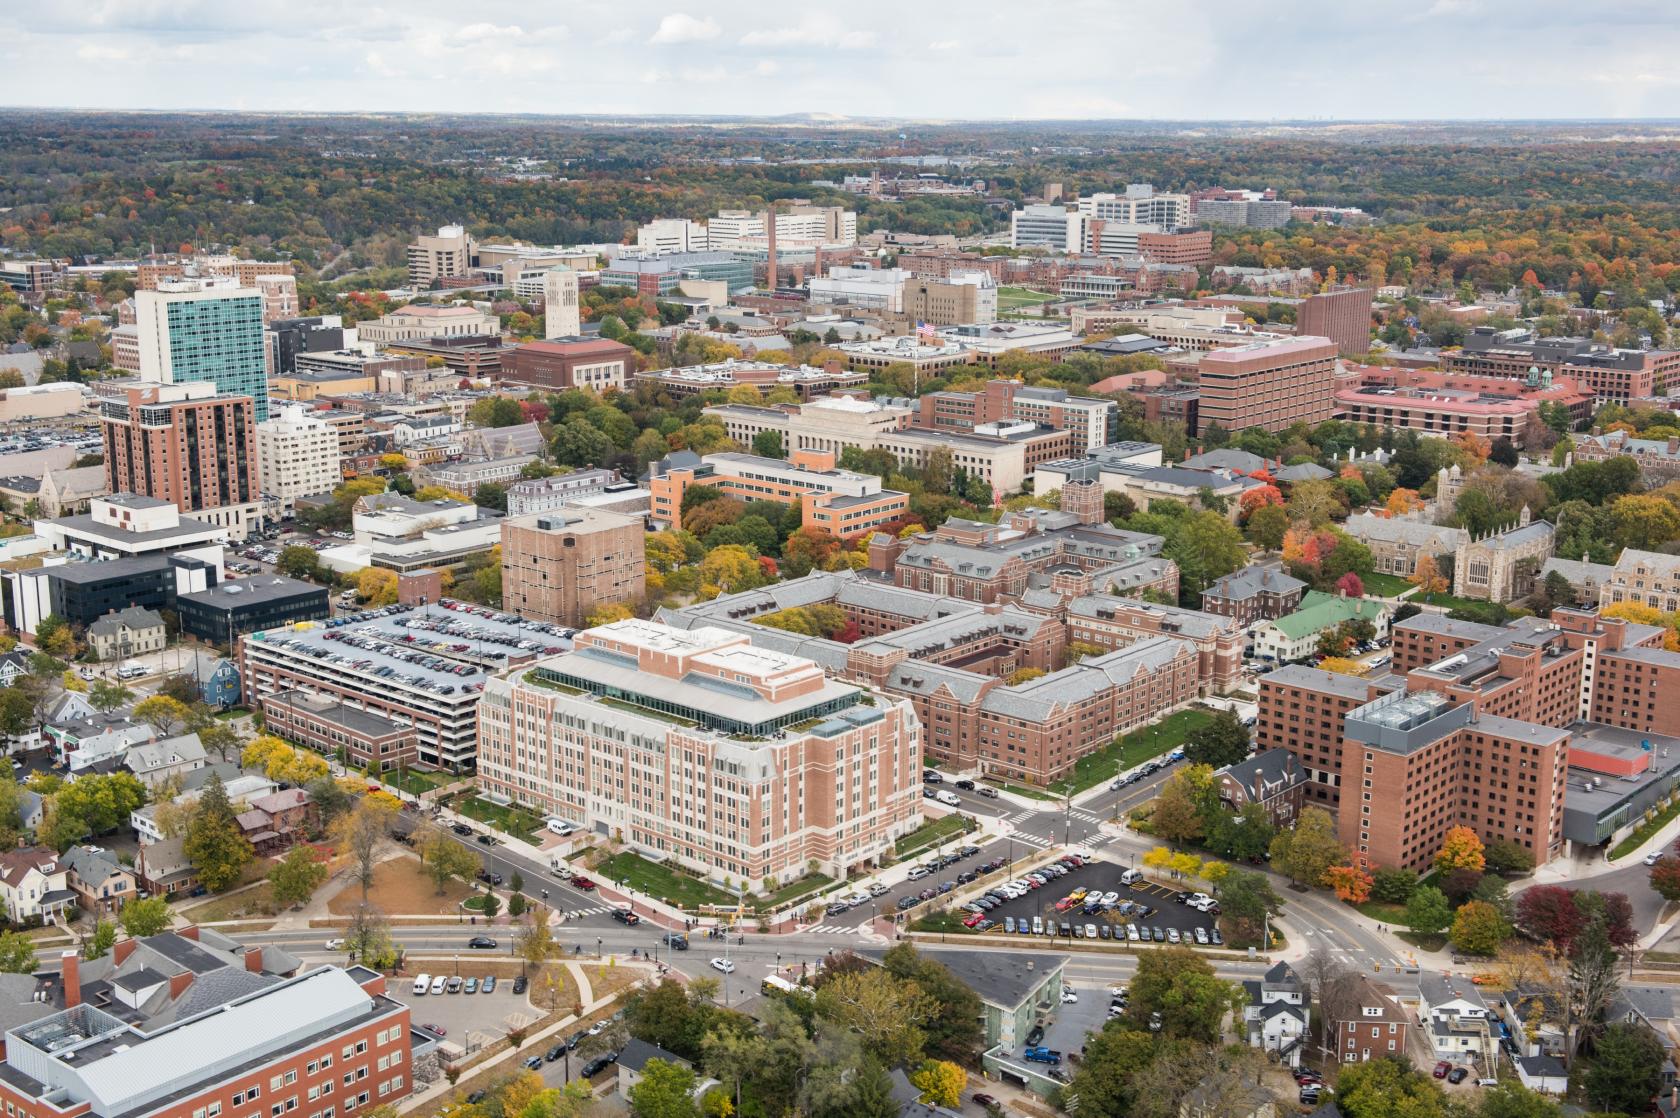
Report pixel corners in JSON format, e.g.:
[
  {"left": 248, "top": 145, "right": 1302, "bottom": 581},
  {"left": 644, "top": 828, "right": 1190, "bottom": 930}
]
[
  {"left": 891, "top": 1066, "right": 965, "bottom": 1118},
  {"left": 616, "top": 1038, "right": 721, "bottom": 1107},
  {"left": 45, "top": 714, "right": 152, "bottom": 771},
  {"left": 1337, "top": 977, "right": 1410, "bottom": 1064},
  {"left": 16, "top": 790, "right": 42, "bottom": 835},
  {"left": 133, "top": 834, "right": 198, "bottom": 895},
  {"left": 130, "top": 763, "right": 279, "bottom": 844},
  {"left": 1243, "top": 961, "right": 1309, "bottom": 1068},
  {"left": 1418, "top": 973, "right": 1499, "bottom": 1074},
  {"left": 62, "top": 845, "right": 136, "bottom": 917},
  {"left": 86, "top": 606, "right": 166, "bottom": 663},
  {"left": 1251, "top": 591, "right": 1390, "bottom": 664},
  {"left": 0, "top": 652, "right": 28, "bottom": 688},
  {"left": 124, "top": 732, "right": 208, "bottom": 787},
  {"left": 1179, "top": 1076, "right": 1277, "bottom": 1118},
  {"left": 235, "top": 788, "right": 315, "bottom": 852},
  {"left": 1217, "top": 748, "right": 1307, "bottom": 829},
  {"left": 0, "top": 849, "right": 74, "bottom": 923},
  {"left": 199, "top": 656, "right": 242, "bottom": 708},
  {"left": 1201, "top": 566, "right": 1307, "bottom": 628}
]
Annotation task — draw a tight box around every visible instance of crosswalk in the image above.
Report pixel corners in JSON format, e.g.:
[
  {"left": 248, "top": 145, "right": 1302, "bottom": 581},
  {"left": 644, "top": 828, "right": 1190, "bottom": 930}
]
[
  {"left": 1070, "top": 809, "right": 1105, "bottom": 825},
  {"left": 804, "top": 923, "right": 870, "bottom": 935},
  {"left": 1009, "top": 831, "right": 1052, "bottom": 849},
  {"left": 564, "top": 905, "right": 616, "bottom": 919}
]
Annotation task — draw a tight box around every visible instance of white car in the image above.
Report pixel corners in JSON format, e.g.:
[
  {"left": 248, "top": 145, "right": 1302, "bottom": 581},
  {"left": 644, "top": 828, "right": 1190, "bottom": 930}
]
[
  {"left": 325, "top": 938, "right": 346, "bottom": 951},
  {"left": 1100, "top": 891, "right": 1120, "bottom": 907},
  {"left": 1061, "top": 988, "right": 1079, "bottom": 1004},
  {"left": 710, "top": 957, "right": 735, "bottom": 974},
  {"left": 866, "top": 883, "right": 890, "bottom": 897},
  {"left": 430, "top": 976, "right": 447, "bottom": 994},
  {"left": 1646, "top": 851, "right": 1665, "bottom": 866}
]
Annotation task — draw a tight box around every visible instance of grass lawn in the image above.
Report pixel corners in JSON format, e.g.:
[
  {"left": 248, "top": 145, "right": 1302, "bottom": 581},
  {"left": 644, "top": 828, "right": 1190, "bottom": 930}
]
[
  {"left": 1048, "top": 708, "right": 1218, "bottom": 798},
  {"left": 895, "top": 814, "right": 975, "bottom": 859},
  {"left": 911, "top": 911, "right": 976, "bottom": 934},
  {"left": 180, "top": 882, "right": 281, "bottom": 922},
  {"left": 760, "top": 873, "right": 835, "bottom": 910},
  {"left": 989, "top": 781, "right": 1058, "bottom": 801},
  {"left": 1611, "top": 797, "right": 1680, "bottom": 859},
  {"left": 387, "top": 768, "right": 457, "bottom": 797},
  {"left": 453, "top": 794, "right": 548, "bottom": 839},
  {"left": 997, "top": 285, "right": 1055, "bottom": 308},
  {"left": 596, "top": 851, "right": 736, "bottom": 908},
  {"left": 1355, "top": 570, "right": 1414, "bottom": 597},
  {"left": 1397, "top": 931, "right": 1448, "bottom": 952},
  {"left": 328, "top": 856, "right": 473, "bottom": 916},
  {"left": 1354, "top": 901, "right": 1408, "bottom": 925}
]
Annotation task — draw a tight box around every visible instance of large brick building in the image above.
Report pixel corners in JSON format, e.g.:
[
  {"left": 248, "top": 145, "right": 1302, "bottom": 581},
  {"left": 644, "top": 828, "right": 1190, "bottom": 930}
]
[
  {"left": 1260, "top": 607, "right": 1677, "bottom": 870},
  {"left": 498, "top": 336, "right": 635, "bottom": 392},
  {"left": 1195, "top": 335, "right": 1338, "bottom": 435},
  {"left": 1443, "top": 327, "right": 1680, "bottom": 405},
  {"left": 913, "top": 380, "right": 1116, "bottom": 451},
  {"left": 99, "top": 380, "right": 259, "bottom": 535},
  {"left": 1296, "top": 287, "right": 1373, "bottom": 357},
  {"left": 1333, "top": 366, "right": 1595, "bottom": 446},
  {"left": 500, "top": 508, "right": 646, "bottom": 627}
]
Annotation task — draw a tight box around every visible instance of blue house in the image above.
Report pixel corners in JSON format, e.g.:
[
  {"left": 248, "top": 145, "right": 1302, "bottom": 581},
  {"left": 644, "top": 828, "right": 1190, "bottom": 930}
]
[{"left": 201, "top": 658, "right": 242, "bottom": 709}]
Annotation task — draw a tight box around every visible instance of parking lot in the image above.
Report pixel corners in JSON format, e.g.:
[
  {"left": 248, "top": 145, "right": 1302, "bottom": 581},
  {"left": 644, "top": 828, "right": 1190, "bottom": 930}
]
[
  {"left": 956, "top": 857, "right": 1221, "bottom": 948},
  {"left": 404, "top": 969, "right": 538, "bottom": 1050}
]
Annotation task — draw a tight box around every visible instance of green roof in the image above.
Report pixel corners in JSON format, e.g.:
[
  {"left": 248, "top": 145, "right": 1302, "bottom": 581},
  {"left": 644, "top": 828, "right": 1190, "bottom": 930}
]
[{"left": 1269, "top": 591, "right": 1387, "bottom": 641}]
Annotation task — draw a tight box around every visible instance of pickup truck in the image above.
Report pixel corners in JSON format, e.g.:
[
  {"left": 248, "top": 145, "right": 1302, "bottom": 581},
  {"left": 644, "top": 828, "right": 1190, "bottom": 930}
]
[{"left": 1022, "top": 1046, "right": 1062, "bottom": 1065}]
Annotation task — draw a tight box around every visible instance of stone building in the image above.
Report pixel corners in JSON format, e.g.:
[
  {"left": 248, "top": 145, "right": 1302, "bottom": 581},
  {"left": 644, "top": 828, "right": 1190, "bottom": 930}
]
[
  {"left": 1342, "top": 512, "right": 1468, "bottom": 579},
  {"left": 1452, "top": 507, "right": 1555, "bottom": 603}
]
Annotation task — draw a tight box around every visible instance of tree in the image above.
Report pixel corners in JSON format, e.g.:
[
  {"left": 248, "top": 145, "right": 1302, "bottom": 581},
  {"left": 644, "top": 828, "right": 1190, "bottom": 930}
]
[
  {"left": 418, "top": 827, "right": 479, "bottom": 893},
  {"left": 354, "top": 567, "right": 399, "bottom": 607},
  {"left": 132, "top": 695, "right": 191, "bottom": 737},
  {"left": 908, "top": 1061, "right": 965, "bottom": 1109},
  {"left": 1483, "top": 838, "right": 1535, "bottom": 876},
  {"left": 84, "top": 919, "right": 118, "bottom": 960},
  {"left": 1335, "top": 571, "right": 1365, "bottom": 598},
  {"left": 881, "top": 943, "right": 983, "bottom": 1064},
  {"left": 331, "top": 793, "right": 397, "bottom": 904},
  {"left": 182, "top": 773, "right": 252, "bottom": 892},
  {"left": 1268, "top": 806, "right": 1344, "bottom": 889},
  {"left": 1181, "top": 710, "right": 1249, "bottom": 768},
  {"left": 1405, "top": 885, "right": 1452, "bottom": 936},
  {"left": 34, "top": 614, "right": 77, "bottom": 659},
  {"left": 0, "top": 690, "right": 36, "bottom": 754},
  {"left": 88, "top": 680, "right": 132, "bottom": 715},
  {"left": 628, "top": 1058, "right": 699, "bottom": 1118},
  {"left": 751, "top": 430, "right": 784, "bottom": 459},
  {"left": 1567, "top": 916, "right": 1622, "bottom": 1063},
  {"left": 1651, "top": 856, "right": 1680, "bottom": 903},
  {"left": 812, "top": 967, "right": 937, "bottom": 1066},
  {"left": 1434, "top": 826, "right": 1487, "bottom": 874},
  {"left": 515, "top": 911, "right": 555, "bottom": 973},
  {"left": 277, "top": 545, "right": 323, "bottom": 581},
  {"left": 1584, "top": 1021, "right": 1664, "bottom": 1113},
  {"left": 0, "top": 931, "right": 36, "bottom": 974},
  {"left": 1326, "top": 861, "right": 1373, "bottom": 904},
  {"left": 1609, "top": 492, "right": 1680, "bottom": 550},
  {"left": 1243, "top": 503, "right": 1289, "bottom": 551},
  {"left": 1148, "top": 771, "right": 1205, "bottom": 845},
  {"left": 1124, "top": 946, "right": 1243, "bottom": 1043},
  {"left": 118, "top": 894, "right": 174, "bottom": 937},
  {"left": 1410, "top": 553, "right": 1448, "bottom": 597},
  {"left": 1371, "top": 867, "right": 1418, "bottom": 904},
  {"left": 347, "top": 904, "right": 400, "bottom": 970},
  {"left": 1164, "top": 510, "right": 1247, "bottom": 604},
  {"left": 269, "top": 846, "right": 329, "bottom": 908},
  {"left": 1335, "top": 1058, "right": 1452, "bottom": 1118},
  {"left": 1216, "top": 868, "right": 1281, "bottom": 948},
  {"left": 1450, "top": 900, "right": 1511, "bottom": 956},
  {"left": 1514, "top": 885, "right": 1586, "bottom": 950}
]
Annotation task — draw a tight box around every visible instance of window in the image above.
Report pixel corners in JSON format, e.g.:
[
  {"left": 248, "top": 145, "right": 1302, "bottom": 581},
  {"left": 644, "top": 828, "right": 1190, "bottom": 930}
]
[{"left": 285, "top": 1072, "right": 297, "bottom": 1087}]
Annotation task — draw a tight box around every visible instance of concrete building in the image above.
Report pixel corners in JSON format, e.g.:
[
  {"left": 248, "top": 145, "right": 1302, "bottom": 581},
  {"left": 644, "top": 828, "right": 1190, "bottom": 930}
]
[
  {"left": 1297, "top": 287, "right": 1374, "bottom": 357},
  {"left": 476, "top": 619, "right": 922, "bottom": 884},
  {"left": 32, "top": 494, "right": 227, "bottom": 566},
  {"left": 636, "top": 218, "right": 710, "bottom": 254},
  {"left": 1196, "top": 335, "right": 1339, "bottom": 435},
  {"left": 599, "top": 252, "right": 754, "bottom": 296},
  {"left": 1444, "top": 326, "right": 1680, "bottom": 404},
  {"left": 99, "top": 380, "right": 260, "bottom": 537},
  {"left": 635, "top": 358, "right": 867, "bottom": 401},
  {"left": 834, "top": 336, "right": 975, "bottom": 380},
  {"left": 257, "top": 404, "right": 340, "bottom": 518},
  {"left": 1009, "top": 204, "right": 1085, "bottom": 251},
  {"left": 938, "top": 322, "right": 1081, "bottom": 366},
  {"left": 808, "top": 267, "right": 910, "bottom": 313},
  {"left": 914, "top": 380, "right": 1115, "bottom": 452},
  {"left": 542, "top": 268, "right": 581, "bottom": 340},
  {"left": 648, "top": 449, "right": 909, "bottom": 538},
  {"left": 135, "top": 278, "right": 269, "bottom": 420},
  {"left": 1078, "top": 185, "right": 1191, "bottom": 232},
  {"left": 500, "top": 508, "right": 645, "bottom": 626},
  {"left": 901, "top": 272, "right": 998, "bottom": 326},
  {"left": 408, "top": 223, "right": 478, "bottom": 286},
  {"left": 499, "top": 337, "right": 635, "bottom": 392},
  {"left": 0, "top": 382, "right": 86, "bottom": 422},
  {"left": 355, "top": 304, "right": 500, "bottom": 345},
  {"left": 505, "top": 469, "right": 625, "bottom": 516}
]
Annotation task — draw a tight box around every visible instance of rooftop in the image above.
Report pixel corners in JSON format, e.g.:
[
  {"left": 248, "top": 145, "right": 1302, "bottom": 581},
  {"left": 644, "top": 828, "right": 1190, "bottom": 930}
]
[{"left": 178, "top": 576, "right": 325, "bottom": 610}]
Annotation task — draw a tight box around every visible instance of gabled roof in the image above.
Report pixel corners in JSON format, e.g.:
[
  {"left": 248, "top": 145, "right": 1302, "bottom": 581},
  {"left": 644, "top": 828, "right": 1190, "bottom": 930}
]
[
  {"left": 88, "top": 605, "right": 164, "bottom": 637},
  {"left": 0, "top": 849, "right": 60, "bottom": 888}
]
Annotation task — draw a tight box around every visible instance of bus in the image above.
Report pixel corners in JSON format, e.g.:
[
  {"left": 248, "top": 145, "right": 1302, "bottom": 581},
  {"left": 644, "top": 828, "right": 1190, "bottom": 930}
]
[{"left": 761, "top": 974, "right": 813, "bottom": 998}]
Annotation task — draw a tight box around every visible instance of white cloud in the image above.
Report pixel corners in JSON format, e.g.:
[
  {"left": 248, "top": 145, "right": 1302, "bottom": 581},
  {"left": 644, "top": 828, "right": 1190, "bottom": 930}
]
[
  {"left": 455, "top": 23, "right": 525, "bottom": 42},
  {"left": 76, "top": 43, "right": 130, "bottom": 61},
  {"left": 740, "top": 16, "right": 877, "bottom": 50},
  {"left": 649, "top": 12, "right": 719, "bottom": 44},
  {"left": 927, "top": 39, "right": 961, "bottom": 52},
  {"left": 363, "top": 50, "right": 397, "bottom": 77},
  {"left": 753, "top": 59, "right": 779, "bottom": 76}
]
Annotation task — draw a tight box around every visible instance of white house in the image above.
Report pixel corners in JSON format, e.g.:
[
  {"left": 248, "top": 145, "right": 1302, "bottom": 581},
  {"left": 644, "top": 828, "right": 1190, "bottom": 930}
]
[
  {"left": 0, "top": 849, "right": 73, "bottom": 924},
  {"left": 1243, "top": 961, "right": 1310, "bottom": 1068},
  {"left": 1418, "top": 973, "right": 1499, "bottom": 1072},
  {"left": 125, "top": 733, "right": 208, "bottom": 787}
]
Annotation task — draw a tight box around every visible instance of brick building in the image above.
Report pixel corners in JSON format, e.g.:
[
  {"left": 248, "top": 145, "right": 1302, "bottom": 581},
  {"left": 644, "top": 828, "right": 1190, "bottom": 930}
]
[
  {"left": 1443, "top": 327, "right": 1680, "bottom": 404},
  {"left": 1201, "top": 567, "right": 1308, "bottom": 627},
  {"left": 500, "top": 508, "right": 645, "bottom": 627},
  {"left": 913, "top": 380, "right": 1116, "bottom": 451},
  {"left": 1216, "top": 748, "right": 1307, "bottom": 829},
  {"left": 1195, "top": 336, "right": 1338, "bottom": 435},
  {"left": 498, "top": 337, "right": 635, "bottom": 392},
  {"left": 1296, "top": 287, "right": 1373, "bottom": 357},
  {"left": 648, "top": 449, "right": 908, "bottom": 540},
  {"left": 1337, "top": 978, "right": 1411, "bottom": 1064},
  {"left": 99, "top": 380, "right": 258, "bottom": 529},
  {"left": 1064, "top": 594, "right": 1244, "bottom": 695},
  {"left": 1571, "top": 431, "right": 1680, "bottom": 484},
  {"left": 262, "top": 691, "right": 420, "bottom": 774},
  {"left": 1334, "top": 366, "right": 1595, "bottom": 446}
]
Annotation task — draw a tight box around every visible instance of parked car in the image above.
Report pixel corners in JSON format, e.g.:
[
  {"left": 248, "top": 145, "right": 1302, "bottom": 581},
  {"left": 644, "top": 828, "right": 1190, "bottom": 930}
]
[
  {"left": 482, "top": 976, "right": 497, "bottom": 993},
  {"left": 1447, "top": 1067, "right": 1469, "bottom": 1084},
  {"left": 581, "top": 1054, "right": 618, "bottom": 1078},
  {"left": 662, "top": 933, "right": 690, "bottom": 950},
  {"left": 446, "top": 977, "right": 463, "bottom": 993},
  {"left": 467, "top": 936, "right": 498, "bottom": 949},
  {"left": 545, "top": 1043, "right": 567, "bottom": 1062},
  {"left": 1432, "top": 1061, "right": 1452, "bottom": 1079},
  {"left": 1022, "top": 1046, "right": 1062, "bottom": 1065},
  {"left": 464, "top": 977, "right": 479, "bottom": 994},
  {"left": 512, "top": 976, "right": 527, "bottom": 994},
  {"left": 977, "top": 786, "right": 999, "bottom": 799}
]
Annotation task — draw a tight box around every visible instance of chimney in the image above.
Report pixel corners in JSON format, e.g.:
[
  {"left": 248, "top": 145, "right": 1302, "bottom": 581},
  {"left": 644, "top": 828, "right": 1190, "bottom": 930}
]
[
  {"left": 113, "top": 937, "right": 137, "bottom": 967},
  {"left": 244, "top": 945, "right": 265, "bottom": 974},
  {"left": 60, "top": 951, "right": 80, "bottom": 1009},
  {"left": 169, "top": 970, "right": 195, "bottom": 1000},
  {"left": 177, "top": 923, "right": 199, "bottom": 941}
]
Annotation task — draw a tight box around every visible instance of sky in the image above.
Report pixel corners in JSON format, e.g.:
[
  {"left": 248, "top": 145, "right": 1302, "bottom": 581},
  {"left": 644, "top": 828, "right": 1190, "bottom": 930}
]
[{"left": 3, "top": 0, "right": 1680, "bottom": 121}]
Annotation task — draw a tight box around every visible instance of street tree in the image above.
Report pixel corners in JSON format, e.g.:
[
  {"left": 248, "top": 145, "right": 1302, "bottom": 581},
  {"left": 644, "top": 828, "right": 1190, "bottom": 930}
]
[
  {"left": 269, "top": 846, "right": 330, "bottom": 909},
  {"left": 182, "top": 772, "right": 252, "bottom": 892},
  {"left": 1181, "top": 710, "right": 1249, "bottom": 768},
  {"left": 330, "top": 794, "right": 398, "bottom": 904},
  {"left": 1268, "top": 806, "right": 1344, "bottom": 888},
  {"left": 120, "top": 896, "right": 174, "bottom": 938},
  {"left": 1404, "top": 885, "right": 1452, "bottom": 936},
  {"left": 1584, "top": 1021, "right": 1664, "bottom": 1113},
  {"left": 1124, "top": 946, "right": 1243, "bottom": 1043}
]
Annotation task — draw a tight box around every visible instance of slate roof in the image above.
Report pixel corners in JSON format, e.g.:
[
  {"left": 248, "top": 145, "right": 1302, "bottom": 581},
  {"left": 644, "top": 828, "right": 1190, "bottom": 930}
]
[
  {"left": 1182, "top": 448, "right": 1269, "bottom": 473},
  {"left": 1343, "top": 512, "right": 1467, "bottom": 552},
  {"left": 1204, "top": 565, "right": 1306, "bottom": 603},
  {"left": 1220, "top": 748, "right": 1304, "bottom": 798},
  {"left": 617, "top": 1037, "right": 688, "bottom": 1073},
  {"left": 980, "top": 637, "right": 1187, "bottom": 721},
  {"left": 1275, "top": 462, "right": 1333, "bottom": 483},
  {"left": 87, "top": 606, "right": 164, "bottom": 637}
]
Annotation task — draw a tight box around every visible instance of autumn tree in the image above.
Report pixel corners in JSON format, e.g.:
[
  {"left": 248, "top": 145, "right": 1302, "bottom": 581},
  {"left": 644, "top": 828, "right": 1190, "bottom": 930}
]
[
  {"left": 1450, "top": 900, "right": 1512, "bottom": 956},
  {"left": 418, "top": 826, "right": 479, "bottom": 894},
  {"left": 182, "top": 773, "right": 251, "bottom": 892},
  {"left": 269, "top": 845, "right": 330, "bottom": 908},
  {"left": 908, "top": 1061, "right": 965, "bottom": 1109},
  {"left": 1326, "top": 861, "right": 1373, "bottom": 904},
  {"left": 1268, "top": 806, "right": 1345, "bottom": 889},
  {"left": 119, "top": 895, "right": 174, "bottom": 938},
  {"left": 1409, "top": 553, "right": 1448, "bottom": 597},
  {"left": 1434, "top": 826, "right": 1487, "bottom": 874}
]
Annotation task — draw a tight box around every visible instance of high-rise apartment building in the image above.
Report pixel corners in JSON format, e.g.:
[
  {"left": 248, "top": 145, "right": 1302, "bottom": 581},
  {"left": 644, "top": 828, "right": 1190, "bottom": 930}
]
[
  {"left": 705, "top": 206, "right": 857, "bottom": 248},
  {"left": 99, "top": 380, "right": 260, "bottom": 537},
  {"left": 406, "top": 223, "right": 478, "bottom": 287},
  {"left": 499, "top": 508, "right": 646, "bottom": 626},
  {"left": 1077, "top": 185, "right": 1191, "bottom": 231},
  {"left": 135, "top": 254, "right": 293, "bottom": 291},
  {"left": 1009, "top": 204, "right": 1086, "bottom": 251},
  {"left": 135, "top": 278, "right": 269, "bottom": 420},
  {"left": 476, "top": 619, "right": 923, "bottom": 883},
  {"left": 252, "top": 273, "right": 299, "bottom": 324},
  {"left": 257, "top": 404, "right": 341, "bottom": 516},
  {"left": 1297, "top": 286, "right": 1374, "bottom": 357},
  {"left": 636, "top": 218, "right": 710, "bottom": 254},
  {"left": 1196, "top": 335, "right": 1338, "bottom": 434}
]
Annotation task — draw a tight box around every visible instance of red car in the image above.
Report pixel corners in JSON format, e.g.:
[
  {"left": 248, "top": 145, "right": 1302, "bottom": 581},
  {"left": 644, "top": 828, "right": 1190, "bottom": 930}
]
[
  {"left": 570, "top": 875, "right": 596, "bottom": 890},
  {"left": 962, "top": 912, "right": 985, "bottom": 927},
  {"left": 1432, "top": 1060, "right": 1451, "bottom": 1079}
]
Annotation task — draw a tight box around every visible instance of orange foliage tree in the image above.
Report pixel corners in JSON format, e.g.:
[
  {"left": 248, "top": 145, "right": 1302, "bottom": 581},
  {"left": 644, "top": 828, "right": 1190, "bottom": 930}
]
[
  {"left": 1239, "top": 485, "right": 1285, "bottom": 522},
  {"left": 1326, "top": 860, "right": 1374, "bottom": 904},
  {"left": 1386, "top": 488, "right": 1424, "bottom": 517},
  {"left": 1434, "top": 826, "right": 1487, "bottom": 874}
]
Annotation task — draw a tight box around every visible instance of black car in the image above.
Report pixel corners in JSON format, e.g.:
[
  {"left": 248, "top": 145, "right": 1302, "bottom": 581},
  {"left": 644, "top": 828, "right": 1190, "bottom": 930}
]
[
  {"left": 957, "top": 871, "right": 977, "bottom": 884},
  {"left": 545, "top": 1043, "right": 567, "bottom": 1062},
  {"left": 566, "top": 1033, "right": 583, "bottom": 1050},
  {"left": 452, "top": 823, "right": 474, "bottom": 836},
  {"left": 922, "top": 787, "right": 937, "bottom": 799},
  {"left": 662, "top": 933, "right": 689, "bottom": 950},
  {"left": 1025, "top": 1024, "right": 1045, "bottom": 1046},
  {"left": 512, "top": 975, "right": 528, "bottom": 994},
  {"left": 1446, "top": 1067, "right": 1469, "bottom": 1084},
  {"left": 954, "top": 779, "right": 975, "bottom": 790},
  {"left": 477, "top": 870, "right": 503, "bottom": 886},
  {"left": 922, "top": 770, "right": 942, "bottom": 783},
  {"left": 611, "top": 908, "right": 640, "bottom": 925},
  {"left": 467, "top": 936, "right": 498, "bottom": 949},
  {"left": 476, "top": 834, "right": 498, "bottom": 846},
  {"left": 581, "top": 1053, "right": 618, "bottom": 1078}
]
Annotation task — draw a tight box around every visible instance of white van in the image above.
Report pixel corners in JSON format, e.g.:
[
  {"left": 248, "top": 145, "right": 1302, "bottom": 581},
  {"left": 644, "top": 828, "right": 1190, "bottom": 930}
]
[
  {"left": 412, "top": 973, "right": 431, "bottom": 996},
  {"left": 1119, "top": 869, "right": 1143, "bottom": 886},
  {"left": 545, "top": 817, "right": 577, "bottom": 836},
  {"left": 429, "top": 976, "right": 447, "bottom": 995},
  {"left": 935, "top": 790, "right": 962, "bottom": 807}
]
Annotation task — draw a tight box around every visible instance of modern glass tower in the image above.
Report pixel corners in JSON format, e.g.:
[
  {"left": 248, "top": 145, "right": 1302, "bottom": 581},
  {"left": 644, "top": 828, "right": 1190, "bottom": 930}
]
[{"left": 136, "top": 278, "right": 269, "bottom": 420}]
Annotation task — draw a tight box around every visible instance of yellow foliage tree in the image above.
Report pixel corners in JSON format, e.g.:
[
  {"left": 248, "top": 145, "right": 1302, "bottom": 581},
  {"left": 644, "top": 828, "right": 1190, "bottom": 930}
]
[
  {"left": 1434, "top": 825, "right": 1487, "bottom": 874},
  {"left": 1169, "top": 851, "right": 1203, "bottom": 880},
  {"left": 909, "top": 1061, "right": 966, "bottom": 1109},
  {"left": 377, "top": 454, "right": 409, "bottom": 473},
  {"left": 725, "top": 384, "right": 763, "bottom": 405},
  {"left": 1410, "top": 554, "right": 1448, "bottom": 597},
  {"left": 1142, "top": 846, "right": 1175, "bottom": 873},
  {"left": 585, "top": 602, "right": 634, "bottom": 627},
  {"left": 1317, "top": 657, "right": 1368, "bottom": 676},
  {"left": 354, "top": 567, "right": 398, "bottom": 607},
  {"left": 1201, "top": 861, "right": 1230, "bottom": 885},
  {"left": 1600, "top": 602, "right": 1680, "bottom": 651}
]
